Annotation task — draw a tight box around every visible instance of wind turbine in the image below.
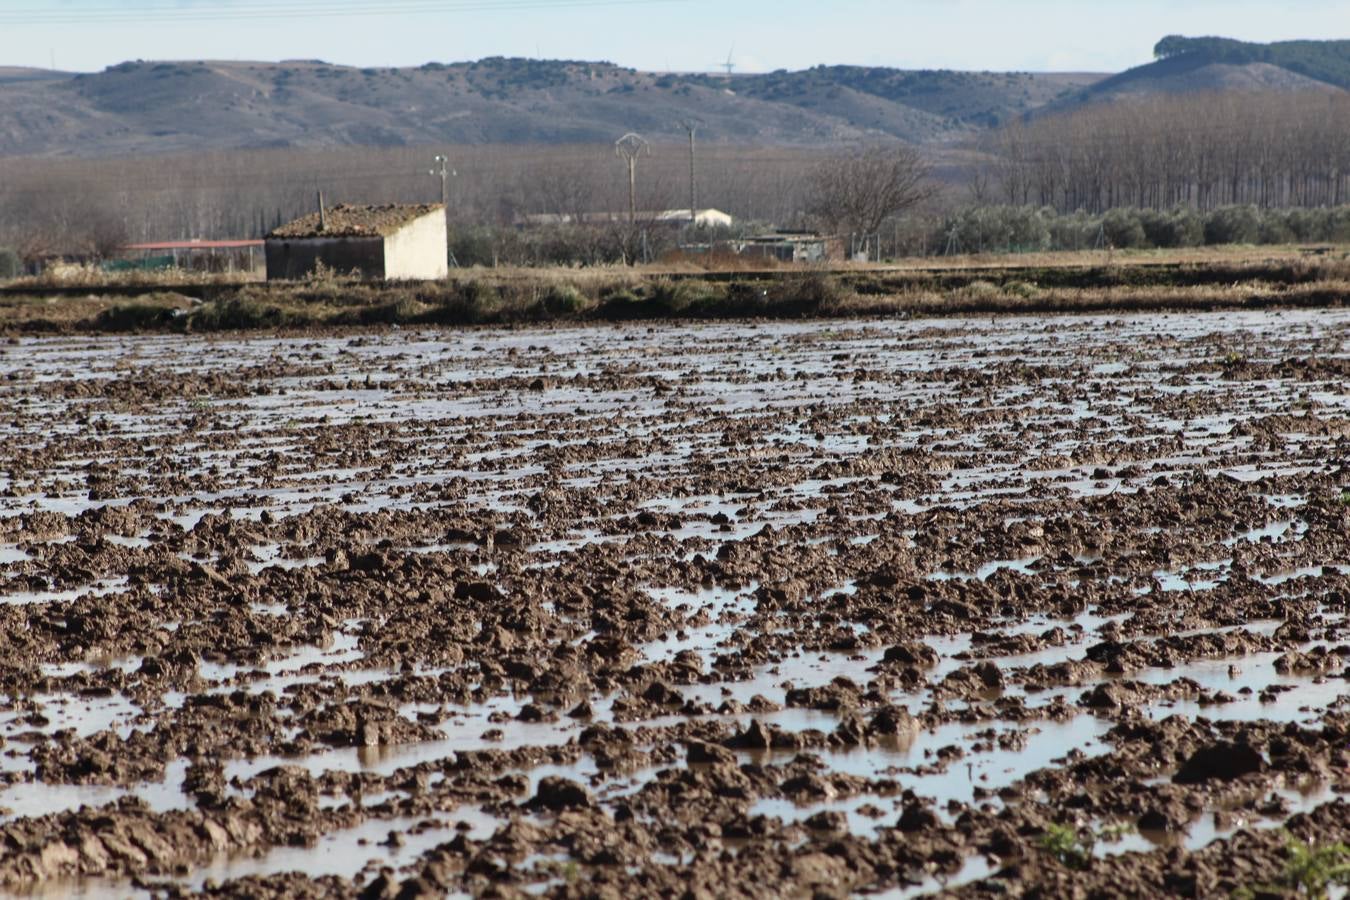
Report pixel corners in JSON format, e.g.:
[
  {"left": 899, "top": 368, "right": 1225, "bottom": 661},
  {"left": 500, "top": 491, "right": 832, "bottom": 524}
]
[{"left": 714, "top": 43, "right": 736, "bottom": 78}]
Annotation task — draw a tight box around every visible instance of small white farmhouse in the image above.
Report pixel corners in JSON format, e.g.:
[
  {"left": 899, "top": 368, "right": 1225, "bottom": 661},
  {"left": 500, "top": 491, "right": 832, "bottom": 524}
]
[{"left": 265, "top": 203, "right": 447, "bottom": 281}]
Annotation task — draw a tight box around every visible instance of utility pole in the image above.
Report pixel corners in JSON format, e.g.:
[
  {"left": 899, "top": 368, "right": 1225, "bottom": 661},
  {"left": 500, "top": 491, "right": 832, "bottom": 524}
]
[
  {"left": 429, "top": 154, "right": 454, "bottom": 209},
  {"left": 430, "top": 154, "right": 459, "bottom": 268},
  {"left": 614, "top": 133, "right": 650, "bottom": 225},
  {"left": 680, "top": 119, "right": 700, "bottom": 224}
]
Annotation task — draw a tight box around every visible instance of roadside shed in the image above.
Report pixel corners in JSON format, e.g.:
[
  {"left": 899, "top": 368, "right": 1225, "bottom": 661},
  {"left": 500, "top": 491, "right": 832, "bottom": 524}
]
[
  {"left": 733, "top": 231, "right": 845, "bottom": 263},
  {"left": 265, "top": 203, "right": 446, "bottom": 281}
]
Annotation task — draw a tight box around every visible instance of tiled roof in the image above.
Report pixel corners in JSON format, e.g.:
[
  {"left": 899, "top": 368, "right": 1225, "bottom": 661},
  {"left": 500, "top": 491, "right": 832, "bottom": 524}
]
[{"left": 268, "top": 203, "right": 443, "bottom": 239}]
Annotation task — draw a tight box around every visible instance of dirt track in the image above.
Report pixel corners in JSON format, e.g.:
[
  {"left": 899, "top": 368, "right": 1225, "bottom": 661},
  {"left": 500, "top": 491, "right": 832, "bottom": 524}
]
[{"left": 1, "top": 310, "right": 1348, "bottom": 898}]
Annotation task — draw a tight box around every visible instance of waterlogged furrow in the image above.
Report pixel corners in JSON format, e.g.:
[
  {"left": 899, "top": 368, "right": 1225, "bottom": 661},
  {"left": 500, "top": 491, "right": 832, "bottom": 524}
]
[{"left": 0, "top": 311, "right": 1347, "bottom": 897}]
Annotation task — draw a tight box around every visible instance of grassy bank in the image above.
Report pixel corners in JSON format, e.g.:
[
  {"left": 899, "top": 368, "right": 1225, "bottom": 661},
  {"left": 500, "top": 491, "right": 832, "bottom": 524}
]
[{"left": 1, "top": 249, "right": 1347, "bottom": 334}]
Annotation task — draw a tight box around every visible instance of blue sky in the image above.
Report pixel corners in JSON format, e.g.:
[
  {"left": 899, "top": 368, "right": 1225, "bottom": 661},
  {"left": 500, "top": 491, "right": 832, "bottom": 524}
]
[{"left": 4, "top": 0, "right": 1347, "bottom": 74}]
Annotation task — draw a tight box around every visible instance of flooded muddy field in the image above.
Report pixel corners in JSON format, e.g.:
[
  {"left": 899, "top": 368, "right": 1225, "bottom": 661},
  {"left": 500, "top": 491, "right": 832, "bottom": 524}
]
[{"left": 1, "top": 309, "right": 1348, "bottom": 897}]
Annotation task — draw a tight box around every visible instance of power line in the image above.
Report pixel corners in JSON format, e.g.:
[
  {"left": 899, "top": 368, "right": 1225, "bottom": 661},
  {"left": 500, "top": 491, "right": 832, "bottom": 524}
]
[
  {"left": 0, "top": 0, "right": 691, "bottom": 25},
  {"left": 1, "top": 0, "right": 673, "bottom": 7}
]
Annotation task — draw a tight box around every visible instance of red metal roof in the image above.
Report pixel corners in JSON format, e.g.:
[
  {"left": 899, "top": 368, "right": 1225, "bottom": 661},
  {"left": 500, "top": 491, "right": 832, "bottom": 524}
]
[{"left": 123, "top": 240, "right": 264, "bottom": 251}]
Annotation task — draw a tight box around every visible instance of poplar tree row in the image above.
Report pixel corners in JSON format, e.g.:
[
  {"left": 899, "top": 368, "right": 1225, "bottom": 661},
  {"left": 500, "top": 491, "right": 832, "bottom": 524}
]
[{"left": 990, "top": 92, "right": 1350, "bottom": 213}]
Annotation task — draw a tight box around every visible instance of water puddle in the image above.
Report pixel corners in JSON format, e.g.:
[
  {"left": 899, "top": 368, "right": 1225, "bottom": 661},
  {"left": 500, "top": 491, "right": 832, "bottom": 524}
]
[
  {"left": 199, "top": 627, "right": 365, "bottom": 682},
  {"left": 927, "top": 557, "right": 1041, "bottom": 582},
  {"left": 1101, "top": 779, "right": 1337, "bottom": 857},
  {"left": 872, "top": 854, "right": 997, "bottom": 899},
  {"left": 0, "top": 545, "right": 33, "bottom": 564},
  {"left": 0, "top": 761, "right": 190, "bottom": 824},
  {"left": 0, "top": 576, "right": 130, "bottom": 606},
  {"left": 1223, "top": 519, "right": 1306, "bottom": 547},
  {"left": 245, "top": 542, "right": 325, "bottom": 575}
]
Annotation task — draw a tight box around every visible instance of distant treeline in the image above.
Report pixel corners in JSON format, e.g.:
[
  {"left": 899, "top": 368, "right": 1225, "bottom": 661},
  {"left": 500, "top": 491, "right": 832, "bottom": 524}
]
[
  {"left": 991, "top": 92, "right": 1350, "bottom": 212},
  {"left": 3, "top": 88, "right": 1350, "bottom": 267},
  {"left": 1153, "top": 35, "right": 1350, "bottom": 88},
  {"left": 925, "top": 204, "right": 1350, "bottom": 256},
  {"left": 0, "top": 143, "right": 826, "bottom": 261}
]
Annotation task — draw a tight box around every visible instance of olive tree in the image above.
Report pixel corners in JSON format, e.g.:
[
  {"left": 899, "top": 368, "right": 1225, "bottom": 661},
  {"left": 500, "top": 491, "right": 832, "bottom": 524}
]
[{"left": 805, "top": 144, "right": 936, "bottom": 236}]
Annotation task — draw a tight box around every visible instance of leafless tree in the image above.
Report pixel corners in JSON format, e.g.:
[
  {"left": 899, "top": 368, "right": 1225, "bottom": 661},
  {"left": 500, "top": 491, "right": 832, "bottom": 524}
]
[
  {"left": 0, "top": 141, "right": 830, "bottom": 259},
  {"left": 965, "top": 166, "right": 994, "bottom": 206},
  {"left": 805, "top": 144, "right": 936, "bottom": 236},
  {"left": 85, "top": 206, "right": 131, "bottom": 260}
]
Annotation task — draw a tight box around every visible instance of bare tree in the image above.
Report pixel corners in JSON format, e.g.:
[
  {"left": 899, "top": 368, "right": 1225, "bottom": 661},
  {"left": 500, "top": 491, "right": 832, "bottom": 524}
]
[
  {"left": 85, "top": 205, "right": 131, "bottom": 260},
  {"left": 965, "top": 166, "right": 994, "bottom": 206},
  {"left": 0, "top": 140, "right": 831, "bottom": 262},
  {"left": 805, "top": 144, "right": 936, "bottom": 236}
]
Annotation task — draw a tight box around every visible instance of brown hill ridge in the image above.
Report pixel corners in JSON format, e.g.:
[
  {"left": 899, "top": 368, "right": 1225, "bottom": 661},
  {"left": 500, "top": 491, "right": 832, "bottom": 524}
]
[
  {"left": 0, "top": 47, "right": 1343, "bottom": 159},
  {"left": 0, "top": 58, "right": 1102, "bottom": 158}
]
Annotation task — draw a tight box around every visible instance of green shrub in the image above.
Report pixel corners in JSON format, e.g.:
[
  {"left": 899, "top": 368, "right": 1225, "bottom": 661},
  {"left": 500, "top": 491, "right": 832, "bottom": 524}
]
[
  {"left": 1037, "top": 823, "right": 1093, "bottom": 870},
  {"left": 644, "top": 278, "right": 723, "bottom": 315},
  {"left": 934, "top": 205, "right": 1052, "bottom": 254},
  {"left": 1237, "top": 833, "right": 1350, "bottom": 900},
  {"left": 352, "top": 296, "right": 423, "bottom": 325},
  {"left": 646, "top": 279, "right": 686, "bottom": 314},
  {"left": 1330, "top": 208, "right": 1350, "bottom": 242},
  {"left": 595, "top": 288, "right": 648, "bottom": 319},
  {"left": 416, "top": 280, "right": 501, "bottom": 324},
  {"left": 540, "top": 283, "right": 589, "bottom": 315},
  {"left": 1102, "top": 208, "right": 1148, "bottom": 249},
  {"left": 1204, "top": 205, "right": 1262, "bottom": 245},
  {"left": 1258, "top": 210, "right": 1297, "bottom": 244},
  {"left": 1000, "top": 205, "right": 1052, "bottom": 251},
  {"left": 960, "top": 279, "right": 1002, "bottom": 300},
  {"left": 1140, "top": 208, "right": 1203, "bottom": 248},
  {"left": 1002, "top": 279, "right": 1040, "bottom": 299},
  {"left": 187, "top": 298, "right": 305, "bottom": 330},
  {"left": 1286, "top": 208, "right": 1331, "bottom": 242},
  {"left": 765, "top": 271, "right": 842, "bottom": 314},
  {"left": 1277, "top": 835, "right": 1350, "bottom": 898},
  {"left": 923, "top": 204, "right": 1350, "bottom": 256},
  {"left": 448, "top": 227, "right": 500, "bottom": 267},
  {"left": 453, "top": 279, "right": 499, "bottom": 317}
]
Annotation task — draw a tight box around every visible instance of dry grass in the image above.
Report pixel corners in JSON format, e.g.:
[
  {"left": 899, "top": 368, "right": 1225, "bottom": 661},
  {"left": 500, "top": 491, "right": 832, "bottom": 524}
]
[
  {"left": 1, "top": 252, "right": 1346, "bottom": 334},
  {"left": 3, "top": 242, "right": 1343, "bottom": 292},
  {"left": 877, "top": 243, "right": 1350, "bottom": 272},
  {"left": 831, "top": 278, "right": 1350, "bottom": 317},
  {"left": 6, "top": 262, "right": 261, "bottom": 290}
]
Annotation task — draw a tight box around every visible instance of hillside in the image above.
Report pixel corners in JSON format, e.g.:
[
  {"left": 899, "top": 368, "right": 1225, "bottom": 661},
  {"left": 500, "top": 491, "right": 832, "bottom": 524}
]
[
  {"left": 1064, "top": 35, "right": 1350, "bottom": 104},
  {"left": 0, "top": 58, "right": 1101, "bottom": 158},
  {"left": 694, "top": 66, "right": 1097, "bottom": 131},
  {"left": 0, "top": 37, "right": 1344, "bottom": 159},
  {"left": 0, "top": 66, "right": 72, "bottom": 85},
  {"left": 1154, "top": 36, "right": 1350, "bottom": 88}
]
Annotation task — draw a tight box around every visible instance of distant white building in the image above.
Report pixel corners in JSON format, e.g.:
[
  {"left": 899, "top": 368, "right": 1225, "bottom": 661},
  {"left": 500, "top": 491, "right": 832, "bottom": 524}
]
[
  {"left": 517, "top": 208, "right": 733, "bottom": 229},
  {"left": 654, "top": 208, "right": 734, "bottom": 228},
  {"left": 265, "top": 203, "right": 447, "bottom": 281}
]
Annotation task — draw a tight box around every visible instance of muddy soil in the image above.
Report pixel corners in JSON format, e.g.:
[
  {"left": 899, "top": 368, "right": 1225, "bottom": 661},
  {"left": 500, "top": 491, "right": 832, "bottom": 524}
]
[{"left": 1, "top": 310, "right": 1348, "bottom": 898}]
